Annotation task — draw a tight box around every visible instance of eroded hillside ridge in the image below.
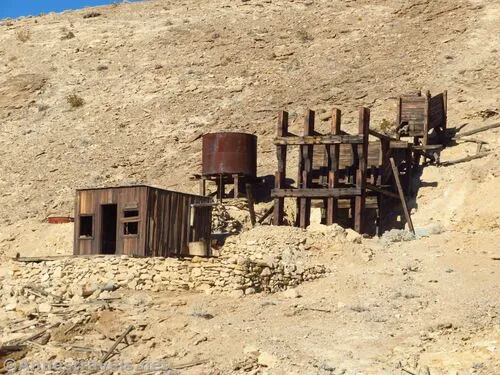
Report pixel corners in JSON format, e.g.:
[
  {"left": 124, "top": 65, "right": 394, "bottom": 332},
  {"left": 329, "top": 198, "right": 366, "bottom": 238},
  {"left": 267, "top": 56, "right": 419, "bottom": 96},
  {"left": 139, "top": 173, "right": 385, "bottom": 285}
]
[{"left": 0, "top": 0, "right": 498, "bottom": 227}]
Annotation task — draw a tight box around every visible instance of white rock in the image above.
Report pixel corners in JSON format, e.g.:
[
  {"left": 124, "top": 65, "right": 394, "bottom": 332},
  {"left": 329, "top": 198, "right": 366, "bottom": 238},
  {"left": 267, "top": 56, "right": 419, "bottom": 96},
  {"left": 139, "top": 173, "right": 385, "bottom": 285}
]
[
  {"left": 257, "top": 351, "right": 278, "bottom": 368},
  {"left": 38, "top": 303, "right": 52, "bottom": 313},
  {"left": 244, "top": 344, "right": 260, "bottom": 355},
  {"left": 345, "top": 229, "right": 362, "bottom": 244},
  {"left": 53, "top": 267, "right": 63, "bottom": 279},
  {"left": 4, "top": 303, "right": 17, "bottom": 312},
  {"left": 283, "top": 288, "right": 301, "bottom": 299}
]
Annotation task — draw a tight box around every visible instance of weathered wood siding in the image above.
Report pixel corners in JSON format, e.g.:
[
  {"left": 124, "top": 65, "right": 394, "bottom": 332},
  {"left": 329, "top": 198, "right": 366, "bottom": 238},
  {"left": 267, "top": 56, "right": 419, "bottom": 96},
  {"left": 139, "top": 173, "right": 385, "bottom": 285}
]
[
  {"left": 399, "top": 95, "right": 427, "bottom": 136},
  {"left": 146, "top": 188, "right": 212, "bottom": 257},
  {"left": 74, "top": 186, "right": 148, "bottom": 256},
  {"left": 74, "top": 186, "right": 212, "bottom": 258},
  {"left": 429, "top": 93, "right": 446, "bottom": 130}
]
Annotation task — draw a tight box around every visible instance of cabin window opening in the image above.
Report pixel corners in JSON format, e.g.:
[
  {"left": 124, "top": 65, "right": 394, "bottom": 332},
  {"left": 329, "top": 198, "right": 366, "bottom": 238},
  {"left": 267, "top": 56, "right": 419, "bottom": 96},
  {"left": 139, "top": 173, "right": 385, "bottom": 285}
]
[
  {"left": 124, "top": 221, "right": 138, "bottom": 235},
  {"left": 79, "top": 216, "right": 93, "bottom": 237},
  {"left": 124, "top": 209, "right": 139, "bottom": 218}
]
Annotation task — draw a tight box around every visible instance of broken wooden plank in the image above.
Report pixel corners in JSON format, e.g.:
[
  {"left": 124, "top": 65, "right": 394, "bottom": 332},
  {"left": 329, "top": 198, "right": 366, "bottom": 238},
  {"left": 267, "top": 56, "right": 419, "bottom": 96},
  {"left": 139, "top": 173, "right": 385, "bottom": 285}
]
[
  {"left": 100, "top": 325, "right": 134, "bottom": 363},
  {"left": 258, "top": 205, "right": 274, "bottom": 224},
  {"left": 389, "top": 157, "right": 415, "bottom": 235},
  {"left": 439, "top": 152, "right": 490, "bottom": 166},
  {"left": 454, "top": 122, "right": 500, "bottom": 139}
]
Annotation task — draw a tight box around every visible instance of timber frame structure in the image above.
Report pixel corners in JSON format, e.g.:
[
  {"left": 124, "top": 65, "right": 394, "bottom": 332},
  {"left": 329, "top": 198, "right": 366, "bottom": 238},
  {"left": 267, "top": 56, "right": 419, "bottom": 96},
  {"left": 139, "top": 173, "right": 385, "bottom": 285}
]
[
  {"left": 272, "top": 107, "right": 371, "bottom": 233},
  {"left": 271, "top": 107, "right": 422, "bottom": 235}
]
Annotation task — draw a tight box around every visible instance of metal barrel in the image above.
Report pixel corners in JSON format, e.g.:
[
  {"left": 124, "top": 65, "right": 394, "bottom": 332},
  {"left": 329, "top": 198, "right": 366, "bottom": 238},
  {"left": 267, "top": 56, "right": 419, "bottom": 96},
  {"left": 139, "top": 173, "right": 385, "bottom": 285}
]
[{"left": 202, "top": 132, "right": 257, "bottom": 177}]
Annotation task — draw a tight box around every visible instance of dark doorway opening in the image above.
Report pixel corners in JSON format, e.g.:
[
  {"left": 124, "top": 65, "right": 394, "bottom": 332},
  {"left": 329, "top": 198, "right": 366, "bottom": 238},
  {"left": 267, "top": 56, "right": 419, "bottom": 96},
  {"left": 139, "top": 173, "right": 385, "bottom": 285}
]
[{"left": 101, "top": 204, "right": 117, "bottom": 254}]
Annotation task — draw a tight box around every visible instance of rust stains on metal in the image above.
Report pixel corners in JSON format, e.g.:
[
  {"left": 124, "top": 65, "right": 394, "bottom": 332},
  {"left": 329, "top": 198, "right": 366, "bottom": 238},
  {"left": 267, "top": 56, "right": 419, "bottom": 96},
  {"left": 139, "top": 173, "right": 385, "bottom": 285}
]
[
  {"left": 47, "top": 216, "right": 74, "bottom": 224},
  {"left": 202, "top": 132, "right": 257, "bottom": 177}
]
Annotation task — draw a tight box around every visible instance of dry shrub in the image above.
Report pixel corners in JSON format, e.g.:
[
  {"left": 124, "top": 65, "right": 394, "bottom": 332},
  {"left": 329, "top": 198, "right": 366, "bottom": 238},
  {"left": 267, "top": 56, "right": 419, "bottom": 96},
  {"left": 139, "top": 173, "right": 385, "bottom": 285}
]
[
  {"left": 380, "top": 119, "right": 396, "bottom": 133},
  {"left": 61, "top": 31, "right": 75, "bottom": 40},
  {"left": 66, "top": 94, "right": 84, "bottom": 108},
  {"left": 297, "top": 29, "right": 314, "bottom": 42},
  {"left": 16, "top": 29, "right": 30, "bottom": 42}
]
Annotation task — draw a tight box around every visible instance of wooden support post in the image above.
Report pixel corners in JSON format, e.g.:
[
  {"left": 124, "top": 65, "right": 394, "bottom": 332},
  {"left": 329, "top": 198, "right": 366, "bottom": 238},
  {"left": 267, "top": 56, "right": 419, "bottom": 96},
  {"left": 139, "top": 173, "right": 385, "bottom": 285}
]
[
  {"left": 423, "top": 90, "right": 431, "bottom": 147},
  {"left": 390, "top": 157, "right": 415, "bottom": 234},
  {"left": 405, "top": 147, "right": 413, "bottom": 196},
  {"left": 199, "top": 177, "right": 206, "bottom": 196},
  {"left": 298, "top": 109, "right": 314, "bottom": 228},
  {"left": 354, "top": 107, "right": 369, "bottom": 233},
  {"left": 273, "top": 111, "right": 288, "bottom": 225},
  {"left": 218, "top": 174, "right": 224, "bottom": 203},
  {"left": 442, "top": 90, "right": 447, "bottom": 130},
  {"left": 246, "top": 183, "right": 256, "bottom": 227},
  {"left": 396, "top": 96, "right": 402, "bottom": 134},
  {"left": 326, "top": 108, "right": 341, "bottom": 225},
  {"left": 378, "top": 138, "right": 391, "bottom": 234},
  {"left": 233, "top": 174, "right": 239, "bottom": 198}
]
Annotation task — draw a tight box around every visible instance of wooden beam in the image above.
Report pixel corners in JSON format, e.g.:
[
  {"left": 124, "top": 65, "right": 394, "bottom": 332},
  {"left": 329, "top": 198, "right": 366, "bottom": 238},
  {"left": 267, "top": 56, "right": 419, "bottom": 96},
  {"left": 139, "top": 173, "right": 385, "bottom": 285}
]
[
  {"left": 272, "top": 188, "right": 361, "bottom": 198},
  {"left": 199, "top": 177, "right": 206, "bottom": 196},
  {"left": 273, "top": 111, "right": 288, "bottom": 225},
  {"left": 366, "top": 183, "right": 399, "bottom": 199},
  {"left": 354, "top": 107, "right": 369, "bottom": 233},
  {"left": 326, "top": 108, "right": 341, "bottom": 225},
  {"left": 258, "top": 205, "right": 274, "bottom": 224},
  {"left": 389, "top": 157, "right": 415, "bottom": 234},
  {"left": 274, "top": 135, "right": 364, "bottom": 145},
  {"left": 245, "top": 183, "right": 256, "bottom": 227},
  {"left": 439, "top": 152, "right": 490, "bottom": 166},
  {"left": 454, "top": 122, "right": 500, "bottom": 139},
  {"left": 233, "top": 174, "right": 239, "bottom": 198},
  {"left": 423, "top": 90, "right": 430, "bottom": 147},
  {"left": 298, "top": 110, "right": 314, "bottom": 228}
]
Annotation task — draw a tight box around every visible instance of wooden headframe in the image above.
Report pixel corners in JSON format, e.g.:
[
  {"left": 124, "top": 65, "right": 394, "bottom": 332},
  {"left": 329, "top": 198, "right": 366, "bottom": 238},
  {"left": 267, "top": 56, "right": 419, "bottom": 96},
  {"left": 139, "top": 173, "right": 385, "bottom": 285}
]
[{"left": 272, "top": 107, "right": 371, "bottom": 233}]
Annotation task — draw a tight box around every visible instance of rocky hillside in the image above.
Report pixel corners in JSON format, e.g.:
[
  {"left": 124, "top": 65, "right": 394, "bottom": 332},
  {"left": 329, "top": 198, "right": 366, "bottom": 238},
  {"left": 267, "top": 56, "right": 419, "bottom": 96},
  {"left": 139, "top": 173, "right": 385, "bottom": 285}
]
[{"left": 0, "top": 0, "right": 498, "bottom": 227}]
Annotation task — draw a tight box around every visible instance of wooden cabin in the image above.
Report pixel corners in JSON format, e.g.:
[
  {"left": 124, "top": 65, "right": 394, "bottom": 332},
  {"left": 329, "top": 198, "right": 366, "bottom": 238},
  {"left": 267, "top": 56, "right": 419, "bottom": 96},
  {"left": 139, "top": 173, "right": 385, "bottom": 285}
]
[{"left": 73, "top": 185, "right": 212, "bottom": 257}]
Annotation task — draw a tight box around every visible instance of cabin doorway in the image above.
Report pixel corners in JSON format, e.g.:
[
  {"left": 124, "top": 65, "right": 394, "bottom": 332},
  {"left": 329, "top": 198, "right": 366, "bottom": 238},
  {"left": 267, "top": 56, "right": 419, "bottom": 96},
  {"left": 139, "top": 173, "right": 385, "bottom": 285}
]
[{"left": 101, "top": 204, "right": 117, "bottom": 254}]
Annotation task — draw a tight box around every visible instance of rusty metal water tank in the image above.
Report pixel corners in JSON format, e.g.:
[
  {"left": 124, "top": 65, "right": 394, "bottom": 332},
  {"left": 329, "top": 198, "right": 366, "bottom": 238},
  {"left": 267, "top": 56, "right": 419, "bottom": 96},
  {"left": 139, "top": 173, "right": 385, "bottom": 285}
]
[{"left": 202, "top": 132, "right": 257, "bottom": 177}]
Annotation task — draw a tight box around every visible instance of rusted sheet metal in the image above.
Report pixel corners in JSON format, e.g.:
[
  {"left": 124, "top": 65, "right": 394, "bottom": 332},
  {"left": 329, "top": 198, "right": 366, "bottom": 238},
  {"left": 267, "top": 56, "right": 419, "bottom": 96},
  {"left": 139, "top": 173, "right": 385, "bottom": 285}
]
[
  {"left": 47, "top": 216, "right": 74, "bottom": 224},
  {"left": 202, "top": 132, "right": 257, "bottom": 177}
]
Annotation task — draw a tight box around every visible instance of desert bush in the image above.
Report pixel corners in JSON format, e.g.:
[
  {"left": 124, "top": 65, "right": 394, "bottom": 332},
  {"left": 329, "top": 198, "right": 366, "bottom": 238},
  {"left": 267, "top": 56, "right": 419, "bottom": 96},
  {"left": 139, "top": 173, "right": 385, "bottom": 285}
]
[
  {"left": 297, "top": 29, "right": 314, "bottom": 42},
  {"left": 16, "top": 29, "right": 30, "bottom": 42},
  {"left": 379, "top": 119, "right": 396, "bottom": 133},
  {"left": 61, "top": 31, "right": 75, "bottom": 40},
  {"left": 66, "top": 94, "right": 84, "bottom": 108},
  {"left": 83, "top": 11, "right": 101, "bottom": 19}
]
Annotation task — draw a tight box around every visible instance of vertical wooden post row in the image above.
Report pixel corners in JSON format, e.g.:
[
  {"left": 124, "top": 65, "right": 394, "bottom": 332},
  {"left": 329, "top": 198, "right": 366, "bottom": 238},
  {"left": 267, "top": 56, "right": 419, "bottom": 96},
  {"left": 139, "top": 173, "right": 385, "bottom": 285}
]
[
  {"left": 298, "top": 110, "right": 314, "bottom": 228},
  {"left": 273, "top": 111, "right": 288, "bottom": 225},
  {"left": 354, "top": 107, "right": 369, "bottom": 234},
  {"left": 326, "top": 108, "right": 341, "bottom": 225}
]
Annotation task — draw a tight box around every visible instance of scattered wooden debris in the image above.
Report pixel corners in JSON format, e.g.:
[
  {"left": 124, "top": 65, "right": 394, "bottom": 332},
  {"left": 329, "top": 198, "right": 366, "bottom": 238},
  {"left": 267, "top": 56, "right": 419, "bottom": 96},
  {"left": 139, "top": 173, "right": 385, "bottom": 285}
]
[
  {"left": 440, "top": 152, "right": 490, "bottom": 166},
  {"left": 454, "top": 122, "right": 500, "bottom": 139},
  {"left": 100, "top": 325, "right": 135, "bottom": 364}
]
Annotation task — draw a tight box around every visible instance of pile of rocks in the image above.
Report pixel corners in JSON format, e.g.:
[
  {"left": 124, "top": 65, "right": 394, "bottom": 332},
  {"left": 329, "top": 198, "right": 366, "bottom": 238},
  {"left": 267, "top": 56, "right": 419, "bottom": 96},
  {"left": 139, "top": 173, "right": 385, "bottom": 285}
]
[
  {"left": 1, "top": 224, "right": 362, "bottom": 313},
  {"left": 211, "top": 203, "right": 242, "bottom": 234}
]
